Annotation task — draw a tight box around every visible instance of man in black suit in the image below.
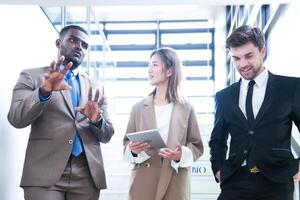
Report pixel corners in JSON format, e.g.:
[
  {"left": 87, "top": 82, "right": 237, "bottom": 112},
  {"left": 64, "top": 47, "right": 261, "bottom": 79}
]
[{"left": 209, "top": 25, "right": 300, "bottom": 200}]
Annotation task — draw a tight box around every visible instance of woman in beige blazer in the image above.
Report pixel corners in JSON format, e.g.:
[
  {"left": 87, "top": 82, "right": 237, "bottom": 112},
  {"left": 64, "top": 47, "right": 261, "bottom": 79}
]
[{"left": 123, "top": 47, "right": 204, "bottom": 200}]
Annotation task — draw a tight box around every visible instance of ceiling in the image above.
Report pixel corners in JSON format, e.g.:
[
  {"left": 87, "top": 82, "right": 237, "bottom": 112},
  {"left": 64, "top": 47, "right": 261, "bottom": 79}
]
[
  {"left": 1, "top": 0, "right": 293, "bottom": 21},
  {"left": 92, "top": 5, "right": 217, "bottom": 21},
  {"left": 1, "top": 0, "right": 293, "bottom": 6}
]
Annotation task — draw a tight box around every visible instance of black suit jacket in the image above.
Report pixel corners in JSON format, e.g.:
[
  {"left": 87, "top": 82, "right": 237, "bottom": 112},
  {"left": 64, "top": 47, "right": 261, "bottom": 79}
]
[{"left": 209, "top": 72, "right": 300, "bottom": 183}]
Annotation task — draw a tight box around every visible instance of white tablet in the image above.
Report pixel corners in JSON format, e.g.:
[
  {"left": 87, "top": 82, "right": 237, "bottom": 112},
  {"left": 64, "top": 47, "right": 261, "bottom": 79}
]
[{"left": 126, "top": 129, "right": 166, "bottom": 149}]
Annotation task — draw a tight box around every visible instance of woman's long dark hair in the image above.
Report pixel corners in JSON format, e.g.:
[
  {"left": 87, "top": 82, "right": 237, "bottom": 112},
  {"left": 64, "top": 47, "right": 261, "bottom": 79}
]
[{"left": 150, "top": 47, "right": 185, "bottom": 104}]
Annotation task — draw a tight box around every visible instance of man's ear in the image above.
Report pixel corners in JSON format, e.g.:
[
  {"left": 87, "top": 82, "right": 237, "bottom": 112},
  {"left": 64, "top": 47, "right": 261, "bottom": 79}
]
[
  {"left": 55, "top": 39, "right": 61, "bottom": 48},
  {"left": 260, "top": 46, "right": 266, "bottom": 57}
]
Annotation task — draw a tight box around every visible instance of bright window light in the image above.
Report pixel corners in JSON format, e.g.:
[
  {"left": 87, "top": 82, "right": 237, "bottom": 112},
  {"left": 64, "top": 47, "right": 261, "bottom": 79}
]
[
  {"left": 108, "top": 34, "right": 155, "bottom": 45},
  {"left": 105, "top": 22, "right": 157, "bottom": 30},
  {"left": 161, "top": 33, "right": 212, "bottom": 45}
]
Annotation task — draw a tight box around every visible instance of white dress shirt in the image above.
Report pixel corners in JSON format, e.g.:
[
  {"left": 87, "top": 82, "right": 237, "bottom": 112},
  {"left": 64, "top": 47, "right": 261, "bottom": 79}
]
[
  {"left": 239, "top": 68, "right": 268, "bottom": 165},
  {"left": 239, "top": 68, "right": 269, "bottom": 119}
]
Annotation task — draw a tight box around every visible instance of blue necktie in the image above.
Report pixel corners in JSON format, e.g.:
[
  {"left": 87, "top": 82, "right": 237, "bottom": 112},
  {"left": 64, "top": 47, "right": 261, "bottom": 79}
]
[{"left": 66, "top": 71, "right": 83, "bottom": 156}]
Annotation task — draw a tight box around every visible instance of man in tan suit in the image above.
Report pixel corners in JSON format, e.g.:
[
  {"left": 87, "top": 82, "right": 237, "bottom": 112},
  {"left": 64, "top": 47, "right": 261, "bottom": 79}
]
[{"left": 7, "top": 25, "right": 114, "bottom": 200}]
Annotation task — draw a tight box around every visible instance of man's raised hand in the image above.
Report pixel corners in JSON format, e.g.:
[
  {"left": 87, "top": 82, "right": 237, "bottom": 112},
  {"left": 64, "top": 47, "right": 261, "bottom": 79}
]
[
  {"left": 76, "top": 87, "right": 105, "bottom": 123},
  {"left": 40, "top": 56, "right": 73, "bottom": 96}
]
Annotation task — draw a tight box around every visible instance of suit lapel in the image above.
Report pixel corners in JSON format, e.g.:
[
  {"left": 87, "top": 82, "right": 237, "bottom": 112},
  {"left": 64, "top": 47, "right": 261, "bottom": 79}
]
[
  {"left": 142, "top": 96, "right": 157, "bottom": 130},
  {"left": 60, "top": 71, "right": 88, "bottom": 119},
  {"left": 166, "top": 103, "right": 186, "bottom": 149},
  {"left": 60, "top": 89, "right": 75, "bottom": 118},
  {"left": 75, "top": 72, "right": 92, "bottom": 121},
  {"left": 254, "top": 73, "right": 278, "bottom": 126},
  {"left": 78, "top": 73, "right": 88, "bottom": 108},
  {"left": 231, "top": 81, "right": 249, "bottom": 127}
]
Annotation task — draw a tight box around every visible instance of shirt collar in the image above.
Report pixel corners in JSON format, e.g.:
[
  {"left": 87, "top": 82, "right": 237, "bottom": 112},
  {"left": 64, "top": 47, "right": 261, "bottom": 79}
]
[
  {"left": 71, "top": 68, "right": 79, "bottom": 76},
  {"left": 64, "top": 68, "right": 79, "bottom": 80},
  {"left": 241, "top": 67, "right": 268, "bottom": 89}
]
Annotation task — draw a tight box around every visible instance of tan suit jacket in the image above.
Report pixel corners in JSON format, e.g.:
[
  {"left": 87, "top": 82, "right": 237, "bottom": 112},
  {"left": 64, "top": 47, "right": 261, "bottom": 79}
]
[
  {"left": 7, "top": 66, "right": 114, "bottom": 190},
  {"left": 123, "top": 96, "right": 203, "bottom": 200}
]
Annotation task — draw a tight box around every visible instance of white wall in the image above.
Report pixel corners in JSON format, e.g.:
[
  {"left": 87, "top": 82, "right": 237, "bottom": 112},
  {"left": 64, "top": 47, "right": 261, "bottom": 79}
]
[
  {"left": 0, "top": 5, "right": 57, "bottom": 200},
  {"left": 265, "top": 2, "right": 300, "bottom": 77}
]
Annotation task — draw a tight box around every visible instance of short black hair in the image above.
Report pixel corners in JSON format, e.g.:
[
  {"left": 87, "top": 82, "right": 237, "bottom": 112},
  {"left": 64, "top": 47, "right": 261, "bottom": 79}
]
[
  {"left": 59, "top": 25, "right": 88, "bottom": 38},
  {"left": 226, "top": 25, "right": 265, "bottom": 50}
]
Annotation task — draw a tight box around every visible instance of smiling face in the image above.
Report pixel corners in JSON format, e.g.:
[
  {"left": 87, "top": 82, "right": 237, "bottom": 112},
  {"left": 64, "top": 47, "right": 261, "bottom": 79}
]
[
  {"left": 56, "top": 28, "right": 89, "bottom": 70},
  {"left": 148, "top": 53, "right": 172, "bottom": 87},
  {"left": 230, "top": 42, "right": 265, "bottom": 80}
]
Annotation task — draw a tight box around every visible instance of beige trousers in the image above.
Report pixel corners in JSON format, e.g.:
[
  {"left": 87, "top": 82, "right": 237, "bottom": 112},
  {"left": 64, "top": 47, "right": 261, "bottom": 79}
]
[{"left": 23, "top": 154, "right": 100, "bottom": 200}]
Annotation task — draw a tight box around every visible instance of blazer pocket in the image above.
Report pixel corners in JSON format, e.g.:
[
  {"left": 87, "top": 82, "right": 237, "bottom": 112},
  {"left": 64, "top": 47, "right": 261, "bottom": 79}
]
[
  {"left": 272, "top": 148, "right": 293, "bottom": 166},
  {"left": 29, "top": 137, "right": 53, "bottom": 141}
]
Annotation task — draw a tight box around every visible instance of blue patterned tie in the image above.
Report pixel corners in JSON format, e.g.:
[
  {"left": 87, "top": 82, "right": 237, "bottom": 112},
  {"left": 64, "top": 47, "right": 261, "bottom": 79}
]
[{"left": 66, "top": 71, "right": 83, "bottom": 156}]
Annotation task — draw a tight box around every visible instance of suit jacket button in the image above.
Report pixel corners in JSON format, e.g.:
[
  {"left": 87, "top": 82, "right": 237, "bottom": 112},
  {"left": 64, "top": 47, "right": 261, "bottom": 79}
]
[
  {"left": 248, "top": 130, "right": 254, "bottom": 135},
  {"left": 145, "top": 162, "right": 151, "bottom": 167},
  {"left": 243, "top": 150, "right": 248, "bottom": 154},
  {"left": 68, "top": 139, "right": 73, "bottom": 144}
]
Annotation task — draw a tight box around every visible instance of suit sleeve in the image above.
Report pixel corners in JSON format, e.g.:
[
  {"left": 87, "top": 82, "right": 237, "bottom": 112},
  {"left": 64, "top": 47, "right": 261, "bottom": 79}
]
[
  {"left": 7, "top": 70, "right": 45, "bottom": 128},
  {"left": 209, "top": 92, "right": 229, "bottom": 181},
  {"left": 292, "top": 79, "right": 300, "bottom": 163},
  {"left": 89, "top": 87, "right": 114, "bottom": 143},
  {"left": 292, "top": 79, "right": 300, "bottom": 132},
  {"left": 123, "top": 105, "right": 137, "bottom": 153},
  {"left": 186, "top": 105, "right": 204, "bottom": 161}
]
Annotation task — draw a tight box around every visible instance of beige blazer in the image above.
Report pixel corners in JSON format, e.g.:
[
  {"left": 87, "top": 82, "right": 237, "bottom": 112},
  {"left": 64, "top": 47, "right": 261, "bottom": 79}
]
[
  {"left": 7, "top": 66, "right": 114, "bottom": 190},
  {"left": 123, "top": 96, "right": 203, "bottom": 200}
]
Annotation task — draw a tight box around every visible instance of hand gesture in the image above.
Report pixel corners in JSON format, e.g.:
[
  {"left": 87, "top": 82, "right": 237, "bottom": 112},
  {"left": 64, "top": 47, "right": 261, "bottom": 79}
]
[
  {"left": 158, "top": 144, "right": 182, "bottom": 162},
  {"left": 128, "top": 141, "right": 150, "bottom": 155},
  {"left": 76, "top": 86, "right": 104, "bottom": 123},
  {"left": 40, "top": 56, "right": 72, "bottom": 96}
]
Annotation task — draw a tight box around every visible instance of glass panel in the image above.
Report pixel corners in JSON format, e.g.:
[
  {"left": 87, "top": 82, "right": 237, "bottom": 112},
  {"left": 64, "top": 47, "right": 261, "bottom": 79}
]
[
  {"left": 161, "top": 33, "right": 212, "bottom": 45},
  {"left": 111, "top": 67, "right": 148, "bottom": 79},
  {"left": 177, "top": 50, "right": 211, "bottom": 61},
  {"left": 114, "top": 97, "right": 144, "bottom": 114},
  {"left": 182, "top": 80, "right": 215, "bottom": 96},
  {"left": 159, "top": 21, "right": 213, "bottom": 29},
  {"left": 105, "top": 22, "right": 157, "bottom": 30},
  {"left": 66, "top": 6, "right": 87, "bottom": 26},
  {"left": 90, "top": 51, "right": 104, "bottom": 61},
  {"left": 111, "top": 50, "right": 152, "bottom": 62},
  {"left": 90, "top": 34, "right": 104, "bottom": 45},
  {"left": 113, "top": 81, "right": 152, "bottom": 97},
  {"left": 108, "top": 34, "right": 155, "bottom": 45},
  {"left": 187, "top": 96, "right": 215, "bottom": 113},
  {"left": 183, "top": 66, "right": 212, "bottom": 78},
  {"left": 40, "top": 6, "right": 62, "bottom": 31},
  {"left": 90, "top": 22, "right": 104, "bottom": 32}
]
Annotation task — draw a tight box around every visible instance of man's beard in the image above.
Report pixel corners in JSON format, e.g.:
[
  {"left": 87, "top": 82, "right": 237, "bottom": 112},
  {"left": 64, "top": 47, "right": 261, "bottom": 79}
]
[{"left": 64, "top": 54, "right": 82, "bottom": 70}]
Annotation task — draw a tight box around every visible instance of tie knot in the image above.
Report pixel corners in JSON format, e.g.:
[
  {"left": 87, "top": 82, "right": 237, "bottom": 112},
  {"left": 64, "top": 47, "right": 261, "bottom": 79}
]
[
  {"left": 248, "top": 80, "right": 255, "bottom": 88},
  {"left": 65, "top": 70, "right": 75, "bottom": 80}
]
